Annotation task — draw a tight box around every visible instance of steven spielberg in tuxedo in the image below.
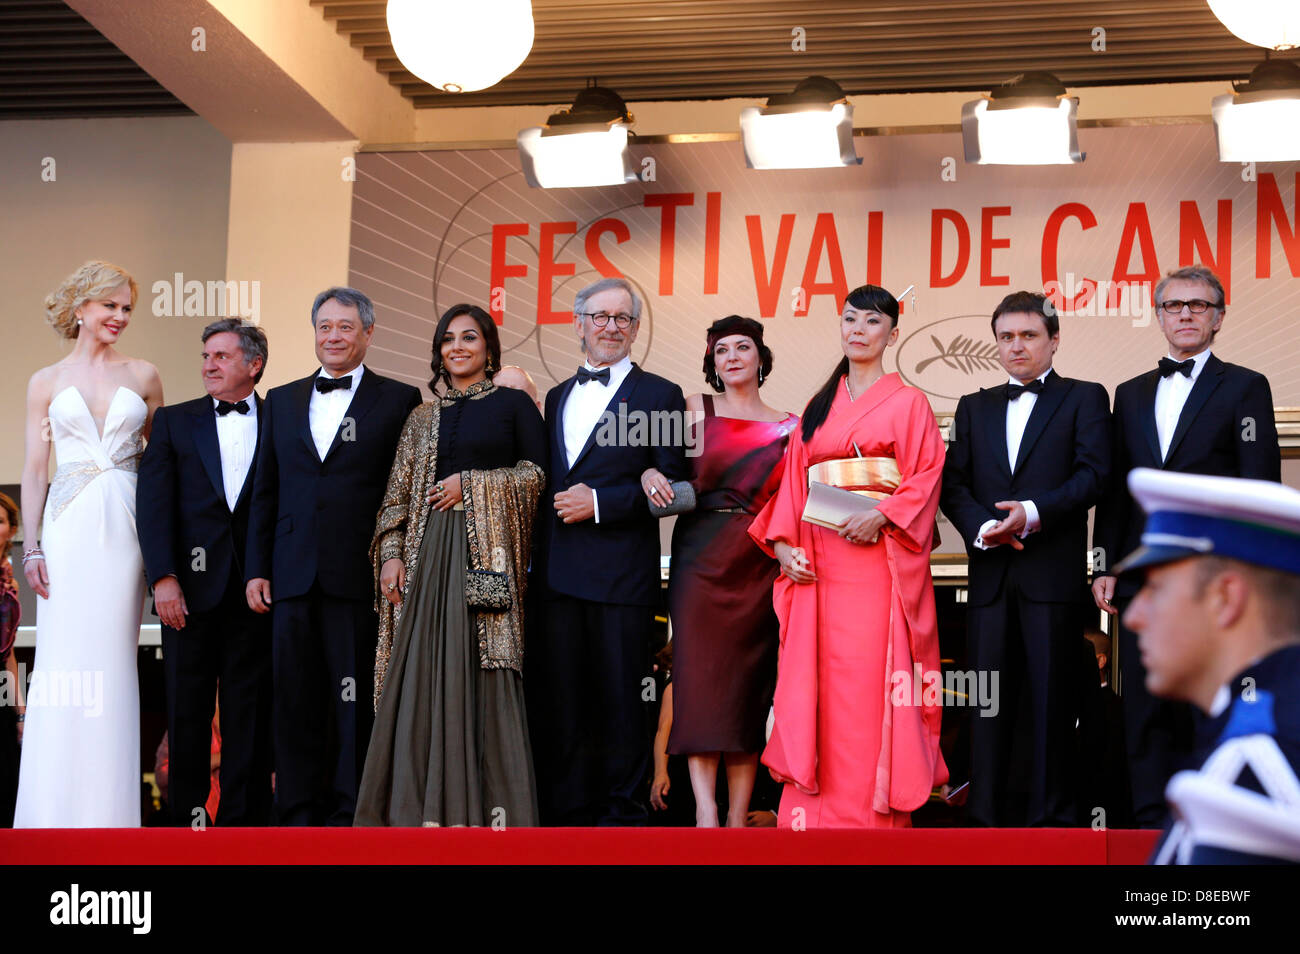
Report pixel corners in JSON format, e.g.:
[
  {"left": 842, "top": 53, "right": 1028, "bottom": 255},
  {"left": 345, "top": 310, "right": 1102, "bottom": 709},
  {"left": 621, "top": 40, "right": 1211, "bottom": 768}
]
[
  {"left": 136, "top": 318, "right": 273, "bottom": 826},
  {"left": 1091, "top": 264, "right": 1280, "bottom": 828},
  {"left": 244, "top": 287, "right": 421, "bottom": 826},
  {"left": 529, "top": 277, "right": 688, "bottom": 826},
  {"left": 940, "top": 290, "right": 1111, "bottom": 827}
]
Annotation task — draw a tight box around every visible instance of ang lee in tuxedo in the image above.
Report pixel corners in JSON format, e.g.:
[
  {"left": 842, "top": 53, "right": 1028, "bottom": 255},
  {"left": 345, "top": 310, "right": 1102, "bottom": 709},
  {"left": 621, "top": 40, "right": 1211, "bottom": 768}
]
[
  {"left": 1091, "top": 265, "right": 1280, "bottom": 827},
  {"left": 136, "top": 319, "right": 273, "bottom": 826},
  {"left": 529, "top": 277, "right": 688, "bottom": 826},
  {"left": 245, "top": 288, "right": 421, "bottom": 826},
  {"left": 940, "top": 291, "right": 1111, "bottom": 827}
]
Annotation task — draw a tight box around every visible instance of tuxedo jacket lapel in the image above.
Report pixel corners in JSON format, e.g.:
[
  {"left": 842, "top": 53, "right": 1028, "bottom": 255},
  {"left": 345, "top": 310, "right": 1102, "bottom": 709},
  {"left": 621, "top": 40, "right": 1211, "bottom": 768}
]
[
  {"left": 188, "top": 399, "right": 226, "bottom": 504},
  {"left": 295, "top": 374, "right": 320, "bottom": 461},
  {"left": 984, "top": 387, "right": 1013, "bottom": 482},
  {"left": 1137, "top": 370, "right": 1163, "bottom": 466},
  {"left": 1012, "top": 372, "right": 1068, "bottom": 476},
  {"left": 553, "top": 376, "right": 578, "bottom": 473},
  {"left": 232, "top": 392, "right": 264, "bottom": 511},
  {"left": 191, "top": 393, "right": 263, "bottom": 511},
  {"left": 1165, "top": 353, "right": 1224, "bottom": 465},
  {"left": 568, "top": 365, "right": 644, "bottom": 476},
  {"left": 323, "top": 370, "right": 381, "bottom": 462}
]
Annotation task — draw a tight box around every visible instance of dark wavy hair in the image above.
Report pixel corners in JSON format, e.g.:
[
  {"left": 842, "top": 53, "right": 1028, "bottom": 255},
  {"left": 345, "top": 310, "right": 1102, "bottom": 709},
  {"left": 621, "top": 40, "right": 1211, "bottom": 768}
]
[
  {"left": 800, "top": 284, "right": 900, "bottom": 443},
  {"left": 428, "top": 303, "right": 501, "bottom": 391},
  {"left": 702, "top": 315, "right": 773, "bottom": 391}
]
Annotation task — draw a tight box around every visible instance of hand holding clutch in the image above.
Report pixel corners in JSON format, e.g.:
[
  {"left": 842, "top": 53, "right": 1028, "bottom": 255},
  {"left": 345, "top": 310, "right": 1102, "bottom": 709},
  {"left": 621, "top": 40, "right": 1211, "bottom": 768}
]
[
  {"left": 801, "top": 481, "right": 880, "bottom": 531},
  {"left": 648, "top": 481, "right": 696, "bottom": 517}
]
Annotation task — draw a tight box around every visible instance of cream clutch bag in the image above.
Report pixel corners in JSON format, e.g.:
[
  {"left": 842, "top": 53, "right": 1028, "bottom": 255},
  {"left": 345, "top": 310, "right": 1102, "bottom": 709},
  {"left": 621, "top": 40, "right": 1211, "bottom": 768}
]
[{"left": 801, "top": 480, "right": 880, "bottom": 531}]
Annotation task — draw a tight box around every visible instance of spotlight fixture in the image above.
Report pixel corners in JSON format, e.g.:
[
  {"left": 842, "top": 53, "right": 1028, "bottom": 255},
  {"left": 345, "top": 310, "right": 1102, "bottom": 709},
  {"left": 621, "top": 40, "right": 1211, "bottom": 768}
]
[
  {"left": 386, "top": 0, "right": 534, "bottom": 94},
  {"left": 1207, "top": 0, "right": 1300, "bottom": 51},
  {"left": 739, "top": 76, "right": 861, "bottom": 169},
  {"left": 1212, "top": 58, "right": 1300, "bottom": 161},
  {"left": 961, "top": 72, "right": 1084, "bottom": 165},
  {"left": 517, "top": 85, "right": 637, "bottom": 189}
]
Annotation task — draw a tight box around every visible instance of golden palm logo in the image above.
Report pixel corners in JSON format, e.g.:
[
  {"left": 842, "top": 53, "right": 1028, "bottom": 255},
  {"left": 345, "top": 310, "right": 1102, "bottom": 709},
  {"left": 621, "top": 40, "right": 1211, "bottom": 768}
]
[{"left": 915, "top": 335, "right": 1001, "bottom": 375}]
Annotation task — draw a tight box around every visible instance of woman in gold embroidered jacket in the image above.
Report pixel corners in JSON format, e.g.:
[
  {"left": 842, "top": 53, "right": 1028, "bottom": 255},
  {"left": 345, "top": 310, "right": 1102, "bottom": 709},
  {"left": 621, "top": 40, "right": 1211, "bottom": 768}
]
[{"left": 355, "top": 304, "right": 546, "bottom": 827}]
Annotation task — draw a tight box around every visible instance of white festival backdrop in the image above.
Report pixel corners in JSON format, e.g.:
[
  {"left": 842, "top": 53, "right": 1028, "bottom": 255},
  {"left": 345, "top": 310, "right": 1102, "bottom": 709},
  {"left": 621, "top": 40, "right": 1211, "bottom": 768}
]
[{"left": 349, "top": 123, "right": 1300, "bottom": 421}]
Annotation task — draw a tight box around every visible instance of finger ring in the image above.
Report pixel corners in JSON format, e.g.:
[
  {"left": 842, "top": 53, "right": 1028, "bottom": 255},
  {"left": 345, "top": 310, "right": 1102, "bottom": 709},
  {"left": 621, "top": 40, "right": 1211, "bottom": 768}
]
[
  {"left": 387, "top": 583, "right": 395, "bottom": 591},
  {"left": 649, "top": 487, "right": 660, "bottom": 497}
]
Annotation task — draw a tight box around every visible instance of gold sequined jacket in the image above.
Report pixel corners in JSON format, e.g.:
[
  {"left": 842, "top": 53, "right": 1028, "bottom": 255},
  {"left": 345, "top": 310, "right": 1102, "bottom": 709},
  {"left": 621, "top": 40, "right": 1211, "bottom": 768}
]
[{"left": 369, "top": 387, "right": 544, "bottom": 709}]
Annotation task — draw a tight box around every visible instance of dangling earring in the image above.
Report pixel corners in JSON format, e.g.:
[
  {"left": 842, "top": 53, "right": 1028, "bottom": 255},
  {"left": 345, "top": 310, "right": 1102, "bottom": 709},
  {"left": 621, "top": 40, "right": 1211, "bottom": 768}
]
[
  {"left": 758, "top": 367, "right": 764, "bottom": 385},
  {"left": 486, "top": 358, "right": 495, "bottom": 375},
  {"left": 714, "top": 371, "right": 723, "bottom": 390}
]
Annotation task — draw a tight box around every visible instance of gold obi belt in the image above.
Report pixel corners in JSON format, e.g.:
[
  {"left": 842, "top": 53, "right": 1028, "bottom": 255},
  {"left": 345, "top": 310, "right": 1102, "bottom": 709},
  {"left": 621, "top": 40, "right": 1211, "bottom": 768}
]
[{"left": 806, "top": 456, "right": 900, "bottom": 500}]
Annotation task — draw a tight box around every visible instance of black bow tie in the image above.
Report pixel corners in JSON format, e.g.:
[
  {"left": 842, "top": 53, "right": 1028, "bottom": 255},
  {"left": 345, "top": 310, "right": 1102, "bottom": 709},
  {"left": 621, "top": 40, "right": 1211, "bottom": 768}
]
[
  {"left": 576, "top": 366, "right": 611, "bottom": 386},
  {"left": 315, "top": 375, "right": 352, "bottom": 394},
  {"left": 215, "top": 399, "right": 250, "bottom": 416},
  {"left": 1007, "top": 379, "right": 1046, "bottom": 400},
  {"left": 1159, "top": 357, "right": 1196, "bottom": 378}
]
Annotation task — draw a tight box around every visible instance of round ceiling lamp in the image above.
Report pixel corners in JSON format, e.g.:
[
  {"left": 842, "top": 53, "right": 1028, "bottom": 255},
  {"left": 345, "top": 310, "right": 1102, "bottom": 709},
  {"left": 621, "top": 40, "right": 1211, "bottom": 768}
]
[
  {"left": 1207, "top": 0, "right": 1300, "bottom": 51},
  {"left": 386, "top": 0, "right": 535, "bottom": 93}
]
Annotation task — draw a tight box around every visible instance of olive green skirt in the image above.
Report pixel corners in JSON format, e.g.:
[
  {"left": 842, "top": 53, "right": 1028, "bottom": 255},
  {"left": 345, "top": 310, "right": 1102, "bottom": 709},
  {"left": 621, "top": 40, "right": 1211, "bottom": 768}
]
[{"left": 355, "top": 507, "right": 538, "bottom": 827}]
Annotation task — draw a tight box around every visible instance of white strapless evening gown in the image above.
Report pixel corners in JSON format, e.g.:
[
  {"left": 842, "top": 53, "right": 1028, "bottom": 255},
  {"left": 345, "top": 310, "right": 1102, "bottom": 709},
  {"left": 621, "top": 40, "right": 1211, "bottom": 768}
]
[{"left": 14, "top": 386, "right": 148, "bottom": 828}]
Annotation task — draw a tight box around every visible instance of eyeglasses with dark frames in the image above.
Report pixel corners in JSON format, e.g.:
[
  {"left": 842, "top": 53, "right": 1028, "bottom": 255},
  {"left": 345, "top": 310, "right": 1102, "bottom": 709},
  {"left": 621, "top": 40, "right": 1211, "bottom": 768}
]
[
  {"left": 580, "top": 312, "right": 636, "bottom": 329},
  {"left": 1157, "top": 298, "right": 1222, "bottom": 315}
]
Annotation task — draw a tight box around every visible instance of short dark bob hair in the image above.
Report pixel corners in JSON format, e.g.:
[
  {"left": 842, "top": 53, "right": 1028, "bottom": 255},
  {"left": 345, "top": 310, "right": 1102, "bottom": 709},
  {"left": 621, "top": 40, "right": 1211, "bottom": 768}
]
[{"left": 702, "top": 315, "right": 773, "bottom": 391}]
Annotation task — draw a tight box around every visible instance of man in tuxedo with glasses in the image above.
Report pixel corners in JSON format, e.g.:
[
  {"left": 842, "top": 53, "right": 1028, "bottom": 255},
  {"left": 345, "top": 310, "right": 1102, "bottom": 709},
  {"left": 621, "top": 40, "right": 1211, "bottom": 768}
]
[
  {"left": 530, "top": 277, "right": 687, "bottom": 826},
  {"left": 1092, "top": 264, "right": 1280, "bottom": 828}
]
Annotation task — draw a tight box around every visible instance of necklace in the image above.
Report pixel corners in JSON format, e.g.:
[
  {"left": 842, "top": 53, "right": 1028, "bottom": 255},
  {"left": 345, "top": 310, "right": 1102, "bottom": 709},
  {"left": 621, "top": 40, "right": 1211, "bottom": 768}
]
[{"left": 846, "top": 370, "right": 882, "bottom": 402}]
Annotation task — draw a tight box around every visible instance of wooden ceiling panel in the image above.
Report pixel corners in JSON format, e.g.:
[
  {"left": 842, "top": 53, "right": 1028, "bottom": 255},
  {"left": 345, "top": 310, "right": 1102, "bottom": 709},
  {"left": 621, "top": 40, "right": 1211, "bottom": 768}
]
[
  {"left": 312, "top": 0, "right": 1298, "bottom": 108},
  {"left": 0, "top": 0, "right": 190, "bottom": 118}
]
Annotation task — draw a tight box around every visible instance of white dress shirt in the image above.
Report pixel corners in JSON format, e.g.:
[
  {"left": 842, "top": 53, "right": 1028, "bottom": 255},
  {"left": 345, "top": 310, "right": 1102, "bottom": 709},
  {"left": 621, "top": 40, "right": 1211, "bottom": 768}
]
[
  {"left": 1155, "top": 348, "right": 1211, "bottom": 461},
  {"left": 310, "top": 364, "right": 364, "bottom": 461},
  {"left": 213, "top": 390, "right": 257, "bottom": 511},
  {"left": 562, "top": 354, "right": 633, "bottom": 524},
  {"left": 974, "top": 369, "right": 1048, "bottom": 549}
]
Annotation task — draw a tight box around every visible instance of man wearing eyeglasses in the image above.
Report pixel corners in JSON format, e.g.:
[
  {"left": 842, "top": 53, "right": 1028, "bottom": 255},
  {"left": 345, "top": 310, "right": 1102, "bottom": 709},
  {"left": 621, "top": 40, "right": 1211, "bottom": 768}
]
[
  {"left": 1092, "top": 264, "right": 1280, "bottom": 828},
  {"left": 530, "top": 276, "right": 687, "bottom": 826}
]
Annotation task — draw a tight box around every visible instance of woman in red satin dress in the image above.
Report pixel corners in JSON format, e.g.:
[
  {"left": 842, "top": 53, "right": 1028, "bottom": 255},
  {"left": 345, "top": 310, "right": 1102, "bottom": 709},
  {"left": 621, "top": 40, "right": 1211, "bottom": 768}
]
[{"left": 749, "top": 285, "right": 948, "bottom": 828}]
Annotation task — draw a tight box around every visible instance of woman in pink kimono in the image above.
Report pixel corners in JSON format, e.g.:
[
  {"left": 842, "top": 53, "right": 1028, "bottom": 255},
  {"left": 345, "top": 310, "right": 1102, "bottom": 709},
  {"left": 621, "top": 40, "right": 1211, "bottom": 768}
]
[{"left": 749, "top": 284, "right": 947, "bottom": 828}]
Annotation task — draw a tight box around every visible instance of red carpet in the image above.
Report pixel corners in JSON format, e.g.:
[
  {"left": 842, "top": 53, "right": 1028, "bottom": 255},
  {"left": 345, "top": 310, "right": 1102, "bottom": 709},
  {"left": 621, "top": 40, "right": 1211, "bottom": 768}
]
[{"left": 0, "top": 827, "right": 1159, "bottom": 864}]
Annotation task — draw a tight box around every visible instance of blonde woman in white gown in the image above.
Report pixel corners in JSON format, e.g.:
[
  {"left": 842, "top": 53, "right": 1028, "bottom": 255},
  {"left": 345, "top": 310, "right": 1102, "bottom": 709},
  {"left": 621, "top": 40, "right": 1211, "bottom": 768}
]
[{"left": 15, "top": 261, "right": 163, "bottom": 828}]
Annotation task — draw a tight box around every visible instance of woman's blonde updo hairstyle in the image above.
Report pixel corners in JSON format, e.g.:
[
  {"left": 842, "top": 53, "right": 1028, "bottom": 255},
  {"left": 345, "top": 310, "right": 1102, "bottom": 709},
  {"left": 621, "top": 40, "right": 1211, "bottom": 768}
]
[{"left": 44, "top": 260, "right": 138, "bottom": 339}]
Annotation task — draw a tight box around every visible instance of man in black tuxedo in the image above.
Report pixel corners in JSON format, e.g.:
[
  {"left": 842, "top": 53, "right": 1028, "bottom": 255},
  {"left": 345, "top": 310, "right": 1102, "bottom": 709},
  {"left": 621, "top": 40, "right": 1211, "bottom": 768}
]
[
  {"left": 1092, "top": 264, "right": 1279, "bottom": 827},
  {"left": 941, "top": 290, "right": 1111, "bottom": 826},
  {"left": 530, "top": 277, "right": 687, "bottom": 826},
  {"left": 137, "top": 318, "right": 272, "bottom": 826},
  {"left": 245, "top": 287, "right": 421, "bottom": 826}
]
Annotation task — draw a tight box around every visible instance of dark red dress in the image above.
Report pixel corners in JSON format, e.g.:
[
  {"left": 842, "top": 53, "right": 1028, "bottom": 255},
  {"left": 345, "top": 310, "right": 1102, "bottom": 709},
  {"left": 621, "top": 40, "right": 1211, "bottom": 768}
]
[{"left": 666, "top": 396, "right": 797, "bottom": 755}]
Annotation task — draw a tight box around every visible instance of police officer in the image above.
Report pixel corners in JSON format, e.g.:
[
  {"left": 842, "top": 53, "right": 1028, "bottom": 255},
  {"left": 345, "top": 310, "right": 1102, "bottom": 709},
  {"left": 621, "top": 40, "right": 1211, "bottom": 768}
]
[{"left": 1115, "top": 467, "right": 1300, "bottom": 864}]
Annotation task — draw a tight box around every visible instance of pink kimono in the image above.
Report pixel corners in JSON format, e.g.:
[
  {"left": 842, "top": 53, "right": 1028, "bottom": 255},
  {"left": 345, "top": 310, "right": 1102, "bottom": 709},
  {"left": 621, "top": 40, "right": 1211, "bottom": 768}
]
[{"left": 749, "top": 373, "right": 948, "bottom": 828}]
